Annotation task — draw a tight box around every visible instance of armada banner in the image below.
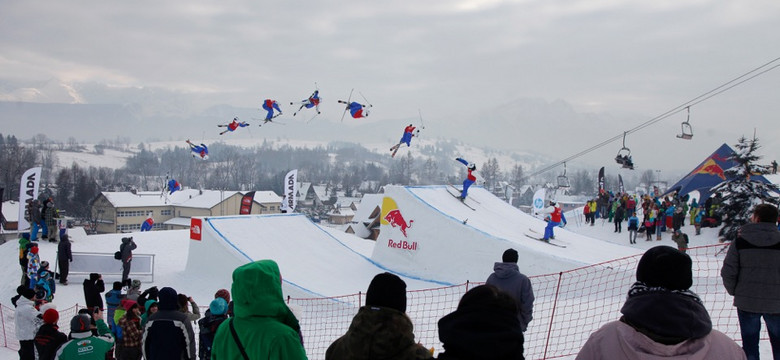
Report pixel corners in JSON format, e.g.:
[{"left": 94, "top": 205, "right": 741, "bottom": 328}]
[
  {"left": 280, "top": 169, "right": 298, "bottom": 213},
  {"left": 18, "top": 167, "right": 42, "bottom": 231}
]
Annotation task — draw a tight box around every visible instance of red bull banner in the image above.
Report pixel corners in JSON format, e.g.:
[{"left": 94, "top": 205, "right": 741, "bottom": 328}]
[
  {"left": 190, "top": 218, "right": 202, "bottom": 241},
  {"left": 239, "top": 191, "right": 255, "bottom": 214},
  {"left": 381, "top": 197, "right": 418, "bottom": 251}
]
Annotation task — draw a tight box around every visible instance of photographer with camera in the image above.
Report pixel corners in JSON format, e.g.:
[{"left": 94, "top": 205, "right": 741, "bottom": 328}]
[{"left": 119, "top": 237, "right": 137, "bottom": 283}]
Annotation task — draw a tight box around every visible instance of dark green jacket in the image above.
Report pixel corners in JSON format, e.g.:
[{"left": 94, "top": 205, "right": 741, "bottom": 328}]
[
  {"left": 326, "top": 306, "right": 432, "bottom": 360},
  {"left": 211, "top": 260, "right": 307, "bottom": 359}
]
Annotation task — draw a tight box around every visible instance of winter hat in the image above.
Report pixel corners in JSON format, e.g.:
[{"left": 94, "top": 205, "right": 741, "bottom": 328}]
[
  {"left": 41, "top": 261, "right": 49, "bottom": 269},
  {"left": 43, "top": 308, "right": 59, "bottom": 324},
  {"left": 17, "top": 286, "right": 36, "bottom": 300},
  {"left": 122, "top": 300, "right": 138, "bottom": 311},
  {"left": 30, "top": 246, "right": 39, "bottom": 254},
  {"left": 365, "top": 272, "right": 407, "bottom": 313},
  {"left": 502, "top": 249, "right": 519, "bottom": 263},
  {"left": 215, "top": 288, "right": 231, "bottom": 303},
  {"left": 636, "top": 246, "right": 693, "bottom": 291},
  {"left": 22, "top": 233, "right": 29, "bottom": 240},
  {"left": 157, "top": 287, "right": 179, "bottom": 311},
  {"left": 70, "top": 314, "right": 92, "bottom": 333},
  {"left": 112, "top": 281, "right": 123, "bottom": 291},
  {"left": 131, "top": 279, "right": 141, "bottom": 290},
  {"left": 89, "top": 273, "right": 100, "bottom": 281},
  {"left": 209, "top": 298, "right": 228, "bottom": 316}
]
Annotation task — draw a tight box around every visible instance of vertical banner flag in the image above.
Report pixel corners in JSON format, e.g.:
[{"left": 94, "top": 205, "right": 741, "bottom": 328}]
[
  {"left": 190, "top": 218, "right": 202, "bottom": 241},
  {"left": 0, "top": 187, "right": 5, "bottom": 227},
  {"left": 239, "top": 191, "right": 255, "bottom": 215},
  {"left": 618, "top": 174, "right": 625, "bottom": 194},
  {"left": 280, "top": 169, "right": 298, "bottom": 213},
  {"left": 18, "top": 167, "right": 42, "bottom": 231},
  {"left": 532, "top": 188, "right": 546, "bottom": 216},
  {"left": 598, "top": 167, "right": 605, "bottom": 192}
]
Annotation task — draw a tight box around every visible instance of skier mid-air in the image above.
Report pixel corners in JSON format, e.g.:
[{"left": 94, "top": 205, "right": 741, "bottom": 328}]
[
  {"left": 186, "top": 140, "right": 209, "bottom": 160},
  {"left": 261, "top": 99, "right": 283, "bottom": 123},
  {"left": 291, "top": 90, "right": 321, "bottom": 116},
  {"left": 390, "top": 124, "right": 418, "bottom": 157},
  {"left": 218, "top": 117, "right": 249, "bottom": 135},
  {"left": 338, "top": 100, "right": 370, "bottom": 119}
]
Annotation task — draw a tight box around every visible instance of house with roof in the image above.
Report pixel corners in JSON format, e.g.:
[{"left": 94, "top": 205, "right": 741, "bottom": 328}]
[
  {"left": 90, "top": 189, "right": 281, "bottom": 233},
  {"left": 345, "top": 194, "right": 383, "bottom": 240}
]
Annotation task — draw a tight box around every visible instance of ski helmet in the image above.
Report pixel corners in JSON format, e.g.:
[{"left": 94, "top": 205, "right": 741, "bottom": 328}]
[{"left": 468, "top": 163, "right": 476, "bottom": 171}]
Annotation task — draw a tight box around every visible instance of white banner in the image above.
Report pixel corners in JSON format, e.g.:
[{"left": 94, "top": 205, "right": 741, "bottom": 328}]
[
  {"left": 18, "top": 167, "right": 42, "bottom": 231},
  {"left": 532, "top": 188, "right": 546, "bottom": 216},
  {"left": 280, "top": 169, "right": 298, "bottom": 213}
]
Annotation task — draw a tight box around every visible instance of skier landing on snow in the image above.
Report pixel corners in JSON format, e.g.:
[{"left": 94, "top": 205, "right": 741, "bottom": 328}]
[
  {"left": 455, "top": 157, "right": 477, "bottom": 200},
  {"left": 540, "top": 201, "right": 565, "bottom": 241},
  {"left": 262, "top": 99, "right": 283, "bottom": 122},
  {"left": 338, "top": 100, "right": 370, "bottom": 119},
  {"left": 292, "top": 90, "right": 321, "bottom": 116},
  {"left": 390, "top": 124, "right": 418, "bottom": 157},
  {"left": 186, "top": 140, "right": 209, "bottom": 160},
  {"left": 218, "top": 117, "right": 249, "bottom": 135}
]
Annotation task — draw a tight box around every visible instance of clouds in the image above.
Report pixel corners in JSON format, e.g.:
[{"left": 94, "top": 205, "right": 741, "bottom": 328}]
[{"left": 1, "top": 0, "right": 779, "bottom": 171}]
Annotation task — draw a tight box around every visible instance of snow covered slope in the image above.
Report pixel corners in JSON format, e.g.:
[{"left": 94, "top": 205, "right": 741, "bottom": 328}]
[
  {"left": 372, "top": 185, "right": 641, "bottom": 283},
  {"left": 186, "top": 213, "right": 448, "bottom": 300}
]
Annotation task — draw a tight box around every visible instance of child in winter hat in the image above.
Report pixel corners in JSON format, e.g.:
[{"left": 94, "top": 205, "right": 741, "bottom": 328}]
[
  {"left": 43, "top": 308, "right": 60, "bottom": 325},
  {"left": 365, "top": 272, "right": 407, "bottom": 313}
]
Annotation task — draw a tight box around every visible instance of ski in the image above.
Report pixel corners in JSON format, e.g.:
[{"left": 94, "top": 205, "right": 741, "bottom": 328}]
[
  {"left": 339, "top": 88, "right": 353, "bottom": 122},
  {"left": 390, "top": 143, "right": 402, "bottom": 157},
  {"left": 524, "top": 233, "right": 567, "bottom": 248},
  {"left": 448, "top": 184, "right": 481, "bottom": 204},
  {"left": 446, "top": 188, "right": 476, "bottom": 210}
]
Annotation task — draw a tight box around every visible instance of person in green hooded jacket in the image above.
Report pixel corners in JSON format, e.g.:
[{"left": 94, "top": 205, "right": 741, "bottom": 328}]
[{"left": 211, "top": 259, "right": 307, "bottom": 359}]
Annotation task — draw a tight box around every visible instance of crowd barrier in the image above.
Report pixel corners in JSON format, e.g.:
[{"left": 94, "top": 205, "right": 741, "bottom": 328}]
[{"left": 1, "top": 244, "right": 765, "bottom": 359}]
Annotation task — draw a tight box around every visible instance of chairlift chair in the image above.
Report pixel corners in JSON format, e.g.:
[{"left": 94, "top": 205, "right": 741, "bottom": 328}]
[
  {"left": 557, "top": 162, "right": 571, "bottom": 189},
  {"left": 615, "top": 132, "right": 635, "bottom": 170},
  {"left": 676, "top": 106, "right": 693, "bottom": 140}
]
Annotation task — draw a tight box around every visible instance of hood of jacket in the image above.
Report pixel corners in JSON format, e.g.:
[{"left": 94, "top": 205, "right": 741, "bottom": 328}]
[
  {"left": 620, "top": 286, "right": 711, "bottom": 344},
  {"left": 491, "top": 262, "right": 520, "bottom": 280},
  {"left": 327, "top": 306, "right": 430, "bottom": 360},
  {"left": 231, "top": 260, "right": 299, "bottom": 330},
  {"left": 739, "top": 222, "right": 780, "bottom": 247},
  {"left": 144, "top": 299, "right": 157, "bottom": 312}
]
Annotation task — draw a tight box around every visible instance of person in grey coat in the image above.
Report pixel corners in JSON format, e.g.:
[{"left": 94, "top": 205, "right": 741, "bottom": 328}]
[
  {"left": 120, "top": 236, "right": 137, "bottom": 283},
  {"left": 721, "top": 203, "right": 780, "bottom": 360},
  {"left": 485, "top": 248, "right": 534, "bottom": 332}
]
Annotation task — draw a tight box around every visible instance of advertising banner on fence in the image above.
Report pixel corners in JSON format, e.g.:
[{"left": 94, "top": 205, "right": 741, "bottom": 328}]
[
  {"left": 18, "top": 166, "right": 42, "bottom": 231},
  {"left": 532, "top": 188, "right": 546, "bottom": 216}
]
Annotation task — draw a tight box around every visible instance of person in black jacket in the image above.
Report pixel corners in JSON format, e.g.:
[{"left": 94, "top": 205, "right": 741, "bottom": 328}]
[
  {"left": 437, "top": 284, "right": 525, "bottom": 359},
  {"left": 120, "top": 237, "right": 137, "bottom": 283},
  {"left": 83, "top": 273, "right": 105, "bottom": 311},
  {"left": 57, "top": 234, "right": 72, "bottom": 285},
  {"left": 34, "top": 308, "right": 68, "bottom": 360},
  {"left": 197, "top": 298, "right": 228, "bottom": 360},
  {"left": 142, "top": 287, "right": 196, "bottom": 360}
]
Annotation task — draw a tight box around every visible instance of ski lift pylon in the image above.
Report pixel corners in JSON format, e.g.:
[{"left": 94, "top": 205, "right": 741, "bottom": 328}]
[
  {"left": 677, "top": 106, "right": 693, "bottom": 140},
  {"left": 557, "top": 162, "right": 571, "bottom": 189}
]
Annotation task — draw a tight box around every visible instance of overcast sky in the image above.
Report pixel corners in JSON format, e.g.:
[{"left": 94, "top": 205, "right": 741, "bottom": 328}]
[{"left": 1, "top": 0, "right": 779, "bottom": 173}]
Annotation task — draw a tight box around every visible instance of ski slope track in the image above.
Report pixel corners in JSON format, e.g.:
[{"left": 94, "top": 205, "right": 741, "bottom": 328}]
[
  {"left": 372, "top": 185, "right": 639, "bottom": 284},
  {"left": 186, "top": 213, "right": 446, "bottom": 299}
]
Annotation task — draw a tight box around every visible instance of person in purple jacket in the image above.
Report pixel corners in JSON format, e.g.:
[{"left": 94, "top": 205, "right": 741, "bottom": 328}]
[{"left": 485, "top": 248, "right": 534, "bottom": 333}]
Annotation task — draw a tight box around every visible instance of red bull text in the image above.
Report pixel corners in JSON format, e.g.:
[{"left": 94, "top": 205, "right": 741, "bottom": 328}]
[{"left": 387, "top": 239, "right": 418, "bottom": 250}]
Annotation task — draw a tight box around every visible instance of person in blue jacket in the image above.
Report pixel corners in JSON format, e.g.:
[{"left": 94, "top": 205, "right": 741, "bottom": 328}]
[
  {"left": 167, "top": 179, "right": 181, "bottom": 195},
  {"left": 186, "top": 140, "right": 208, "bottom": 160},
  {"left": 338, "top": 100, "right": 370, "bottom": 118},
  {"left": 292, "top": 90, "right": 321, "bottom": 116}
]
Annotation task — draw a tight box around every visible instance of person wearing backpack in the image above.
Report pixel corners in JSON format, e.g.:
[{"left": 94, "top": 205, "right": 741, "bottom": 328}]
[
  {"left": 119, "top": 237, "right": 137, "bottom": 283},
  {"left": 198, "top": 298, "right": 229, "bottom": 359}
]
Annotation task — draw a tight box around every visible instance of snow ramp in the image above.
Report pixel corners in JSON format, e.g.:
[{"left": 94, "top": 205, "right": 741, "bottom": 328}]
[
  {"left": 185, "top": 213, "right": 446, "bottom": 299},
  {"left": 372, "top": 185, "right": 640, "bottom": 284}
]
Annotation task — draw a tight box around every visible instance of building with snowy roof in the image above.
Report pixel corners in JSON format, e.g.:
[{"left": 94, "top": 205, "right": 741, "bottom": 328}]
[{"left": 90, "top": 188, "right": 281, "bottom": 233}]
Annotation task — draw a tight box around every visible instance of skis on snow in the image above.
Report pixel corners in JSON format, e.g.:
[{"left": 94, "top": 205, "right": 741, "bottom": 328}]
[
  {"left": 524, "top": 228, "right": 567, "bottom": 247},
  {"left": 445, "top": 186, "right": 476, "bottom": 210}
]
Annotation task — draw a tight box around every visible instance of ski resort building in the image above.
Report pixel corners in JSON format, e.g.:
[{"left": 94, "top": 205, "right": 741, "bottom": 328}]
[{"left": 90, "top": 189, "right": 281, "bottom": 233}]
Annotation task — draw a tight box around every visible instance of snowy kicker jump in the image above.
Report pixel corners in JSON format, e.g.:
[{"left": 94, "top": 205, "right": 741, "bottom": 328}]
[
  {"left": 372, "top": 185, "right": 640, "bottom": 284},
  {"left": 185, "top": 213, "right": 446, "bottom": 299}
]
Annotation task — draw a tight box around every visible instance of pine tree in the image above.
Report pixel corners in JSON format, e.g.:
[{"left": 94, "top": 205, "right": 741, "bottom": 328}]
[{"left": 711, "top": 136, "right": 779, "bottom": 241}]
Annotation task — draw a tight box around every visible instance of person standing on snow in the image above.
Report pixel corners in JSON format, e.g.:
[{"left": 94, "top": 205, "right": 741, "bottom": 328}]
[
  {"left": 218, "top": 117, "right": 249, "bottom": 135},
  {"left": 485, "top": 249, "right": 534, "bottom": 334},
  {"left": 627, "top": 212, "right": 639, "bottom": 245},
  {"left": 540, "top": 200, "right": 564, "bottom": 241},
  {"left": 390, "top": 124, "right": 418, "bottom": 156},
  {"left": 261, "top": 99, "right": 283, "bottom": 122},
  {"left": 120, "top": 237, "right": 137, "bottom": 283},
  {"left": 721, "top": 203, "right": 780, "bottom": 360},
  {"left": 186, "top": 140, "right": 209, "bottom": 160},
  {"left": 455, "top": 157, "right": 477, "bottom": 200}
]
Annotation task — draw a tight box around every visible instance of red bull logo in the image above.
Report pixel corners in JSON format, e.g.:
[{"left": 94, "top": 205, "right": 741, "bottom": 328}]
[
  {"left": 387, "top": 239, "right": 418, "bottom": 250},
  {"left": 693, "top": 159, "right": 726, "bottom": 180},
  {"left": 384, "top": 209, "right": 413, "bottom": 237}
]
